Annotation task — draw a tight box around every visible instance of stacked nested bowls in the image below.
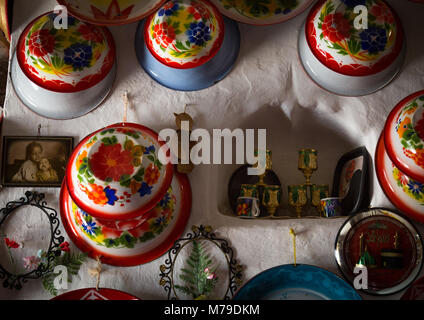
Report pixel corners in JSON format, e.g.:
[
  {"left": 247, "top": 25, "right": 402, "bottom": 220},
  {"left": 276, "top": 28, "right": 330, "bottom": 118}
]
[
  {"left": 11, "top": 11, "right": 117, "bottom": 119},
  {"left": 135, "top": 0, "right": 240, "bottom": 91},
  {"left": 298, "top": 0, "right": 406, "bottom": 96},
  {"left": 60, "top": 122, "right": 192, "bottom": 266},
  {"left": 376, "top": 90, "right": 424, "bottom": 223}
]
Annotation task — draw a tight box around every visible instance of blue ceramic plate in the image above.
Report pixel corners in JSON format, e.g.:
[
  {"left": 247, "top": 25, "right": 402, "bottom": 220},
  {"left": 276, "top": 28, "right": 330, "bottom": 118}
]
[
  {"left": 233, "top": 264, "right": 362, "bottom": 300},
  {"left": 135, "top": 17, "right": 240, "bottom": 91}
]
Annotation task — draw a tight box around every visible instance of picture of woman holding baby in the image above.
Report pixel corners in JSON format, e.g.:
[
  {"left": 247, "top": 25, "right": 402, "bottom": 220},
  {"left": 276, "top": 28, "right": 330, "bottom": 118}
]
[{"left": 1, "top": 137, "right": 73, "bottom": 187}]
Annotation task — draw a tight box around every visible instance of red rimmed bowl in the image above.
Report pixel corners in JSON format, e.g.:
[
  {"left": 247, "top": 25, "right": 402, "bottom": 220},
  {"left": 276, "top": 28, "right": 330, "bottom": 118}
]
[
  {"left": 56, "top": 0, "right": 167, "bottom": 26},
  {"left": 10, "top": 11, "right": 116, "bottom": 119},
  {"left": 376, "top": 134, "right": 424, "bottom": 223},
  {"left": 52, "top": 288, "right": 140, "bottom": 300},
  {"left": 60, "top": 171, "right": 192, "bottom": 266},
  {"left": 384, "top": 90, "right": 424, "bottom": 183},
  {"left": 66, "top": 122, "right": 173, "bottom": 222},
  {"left": 298, "top": 0, "right": 406, "bottom": 96},
  {"left": 144, "top": 0, "right": 225, "bottom": 69},
  {"left": 209, "top": 0, "right": 315, "bottom": 26}
]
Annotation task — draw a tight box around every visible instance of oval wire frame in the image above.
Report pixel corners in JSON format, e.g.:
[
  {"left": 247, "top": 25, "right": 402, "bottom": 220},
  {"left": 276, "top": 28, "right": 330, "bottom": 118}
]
[
  {"left": 159, "top": 225, "right": 243, "bottom": 300},
  {"left": 0, "top": 191, "right": 65, "bottom": 290}
]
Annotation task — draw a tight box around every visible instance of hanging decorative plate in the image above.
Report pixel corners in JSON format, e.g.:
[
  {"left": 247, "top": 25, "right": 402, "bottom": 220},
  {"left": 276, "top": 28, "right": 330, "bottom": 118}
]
[
  {"left": 331, "top": 146, "right": 372, "bottom": 215},
  {"left": 66, "top": 122, "right": 173, "bottom": 221},
  {"left": 305, "top": 0, "right": 404, "bottom": 76},
  {"left": 61, "top": 171, "right": 191, "bottom": 266},
  {"left": 52, "top": 288, "right": 140, "bottom": 300},
  {"left": 16, "top": 11, "right": 116, "bottom": 93},
  {"left": 335, "top": 207, "right": 423, "bottom": 295},
  {"left": 375, "top": 134, "right": 424, "bottom": 223},
  {"left": 401, "top": 275, "right": 424, "bottom": 300},
  {"left": 233, "top": 264, "right": 361, "bottom": 300},
  {"left": 384, "top": 90, "right": 424, "bottom": 183},
  {"left": 144, "top": 0, "right": 224, "bottom": 69},
  {"left": 210, "top": 0, "right": 314, "bottom": 25},
  {"left": 56, "top": 0, "right": 166, "bottom": 26}
]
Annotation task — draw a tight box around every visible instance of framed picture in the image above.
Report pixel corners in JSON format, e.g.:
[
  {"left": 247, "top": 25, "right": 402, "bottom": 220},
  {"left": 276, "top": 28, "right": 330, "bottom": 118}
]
[
  {"left": 1, "top": 136, "right": 74, "bottom": 187},
  {"left": 331, "top": 146, "right": 372, "bottom": 216}
]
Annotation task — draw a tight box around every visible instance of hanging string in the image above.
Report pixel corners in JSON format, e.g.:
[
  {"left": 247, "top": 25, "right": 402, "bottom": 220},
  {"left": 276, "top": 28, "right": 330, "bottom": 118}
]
[
  {"left": 88, "top": 256, "right": 102, "bottom": 291},
  {"left": 122, "top": 91, "right": 129, "bottom": 123},
  {"left": 289, "top": 228, "right": 297, "bottom": 266}
]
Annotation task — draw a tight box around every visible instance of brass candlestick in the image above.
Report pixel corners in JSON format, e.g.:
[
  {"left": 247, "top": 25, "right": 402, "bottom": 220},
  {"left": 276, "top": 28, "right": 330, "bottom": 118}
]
[{"left": 298, "top": 149, "right": 317, "bottom": 186}]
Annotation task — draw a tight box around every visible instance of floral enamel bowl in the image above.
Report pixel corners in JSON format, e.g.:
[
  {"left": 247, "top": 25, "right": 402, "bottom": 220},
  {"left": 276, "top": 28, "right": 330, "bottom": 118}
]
[
  {"left": 210, "top": 0, "right": 315, "bottom": 25},
  {"left": 136, "top": 0, "right": 240, "bottom": 91},
  {"left": 384, "top": 90, "right": 424, "bottom": 183},
  {"left": 298, "top": 0, "right": 406, "bottom": 96},
  {"left": 60, "top": 171, "right": 192, "bottom": 266},
  {"left": 11, "top": 12, "right": 116, "bottom": 119},
  {"left": 375, "top": 135, "right": 424, "bottom": 223},
  {"left": 66, "top": 122, "right": 173, "bottom": 222},
  {"left": 56, "top": 0, "right": 167, "bottom": 26},
  {"left": 144, "top": 0, "right": 224, "bottom": 69}
]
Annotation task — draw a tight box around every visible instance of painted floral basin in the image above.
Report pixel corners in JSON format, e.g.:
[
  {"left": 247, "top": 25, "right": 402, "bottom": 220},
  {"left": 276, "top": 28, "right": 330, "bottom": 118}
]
[
  {"left": 17, "top": 12, "right": 115, "bottom": 93},
  {"left": 384, "top": 91, "right": 424, "bottom": 183},
  {"left": 306, "top": 0, "right": 404, "bottom": 76},
  {"left": 375, "top": 134, "right": 424, "bottom": 223},
  {"left": 57, "top": 0, "right": 167, "bottom": 25},
  {"left": 60, "top": 171, "right": 192, "bottom": 266},
  {"left": 144, "top": 0, "right": 224, "bottom": 69},
  {"left": 66, "top": 123, "right": 173, "bottom": 221},
  {"left": 210, "top": 0, "right": 315, "bottom": 25}
]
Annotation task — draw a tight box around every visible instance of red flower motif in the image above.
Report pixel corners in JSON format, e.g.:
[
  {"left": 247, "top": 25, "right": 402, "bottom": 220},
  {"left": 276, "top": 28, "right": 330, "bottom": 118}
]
[
  {"left": 322, "top": 13, "right": 351, "bottom": 43},
  {"left": 4, "top": 238, "right": 19, "bottom": 249},
  {"left": 144, "top": 164, "right": 160, "bottom": 185},
  {"left": 152, "top": 22, "right": 176, "bottom": 48},
  {"left": 78, "top": 24, "right": 104, "bottom": 43},
  {"left": 188, "top": 1, "right": 210, "bottom": 20},
  {"left": 28, "top": 29, "right": 56, "bottom": 57},
  {"left": 370, "top": 3, "right": 394, "bottom": 24},
  {"left": 90, "top": 143, "right": 134, "bottom": 182},
  {"left": 59, "top": 241, "right": 70, "bottom": 252}
]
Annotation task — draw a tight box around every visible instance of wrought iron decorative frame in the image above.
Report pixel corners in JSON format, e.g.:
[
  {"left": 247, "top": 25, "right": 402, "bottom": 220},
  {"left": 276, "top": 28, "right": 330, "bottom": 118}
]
[
  {"left": 159, "top": 225, "right": 243, "bottom": 300},
  {"left": 0, "top": 191, "right": 65, "bottom": 290}
]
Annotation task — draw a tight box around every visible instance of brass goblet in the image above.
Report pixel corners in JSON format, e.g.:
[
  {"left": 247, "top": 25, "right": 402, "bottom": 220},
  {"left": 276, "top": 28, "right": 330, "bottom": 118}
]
[
  {"left": 240, "top": 184, "right": 259, "bottom": 198},
  {"left": 262, "top": 185, "right": 281, "bottom": 217},
  {"left": 254, "top": 149, "right": 272, "bottom": 186},
  {"left": 288, "top": 184, "right": 308, "bottom": 218},
  {"left": 311, "top": 184, "right": 329, "bottom": 217},
  {"left": 298, "top": 149, "right": 317, "bottom": 185}
]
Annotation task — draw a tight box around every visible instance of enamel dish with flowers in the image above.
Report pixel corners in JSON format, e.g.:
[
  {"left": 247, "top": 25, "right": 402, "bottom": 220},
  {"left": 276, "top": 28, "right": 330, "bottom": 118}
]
[
  {"left": 11, "top": 11, "right": 116, "bottom": 119},
  {"left": 135, "top": 0, "right": 240, "bottom": 91},
  {"left": 61, "top": 122, "right": 192, "bottom": 266},
  {"left": 56, "top": 0, "right": 167, "bottom": 26},
  {"left": 376, "top": 90, "right": 424, "bottom": 223},
  {"left": 66, "top": 123, "right": 174, "bottom": 221},
  {"left": 298, "top": 0, "right": 405, "bottom": 96},
  {"left": 209, "top": 0, "right": 315, "bottom": 25}
]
